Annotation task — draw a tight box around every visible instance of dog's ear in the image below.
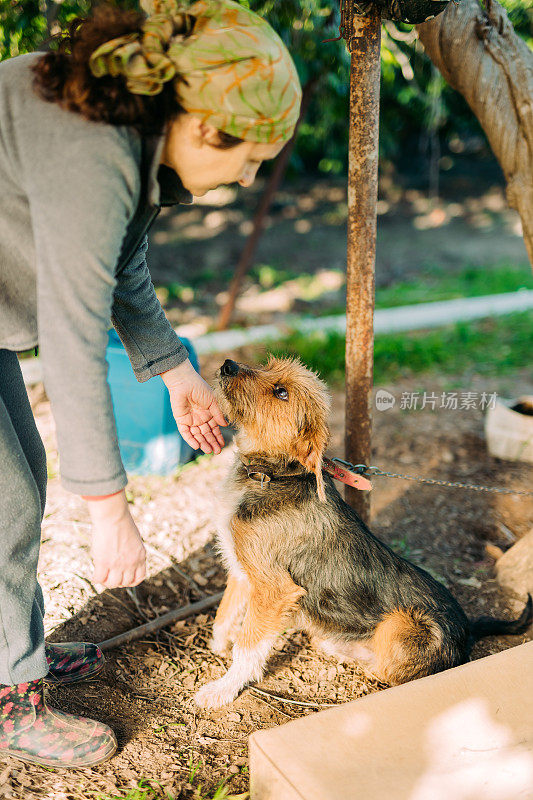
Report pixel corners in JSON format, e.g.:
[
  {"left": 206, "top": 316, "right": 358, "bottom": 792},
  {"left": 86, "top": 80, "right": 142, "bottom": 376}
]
[
  {"left": 302, "top": 446, "right": 327, "bottom": 502},
  {"left": 295, "top": 417, "right": 328, "bottom": 502}
]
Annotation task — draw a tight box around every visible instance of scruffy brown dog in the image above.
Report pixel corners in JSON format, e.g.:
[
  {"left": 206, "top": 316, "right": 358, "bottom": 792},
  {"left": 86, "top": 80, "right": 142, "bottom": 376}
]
[{"left": 194, "top": 356, "right": 532, "bottom": 709}]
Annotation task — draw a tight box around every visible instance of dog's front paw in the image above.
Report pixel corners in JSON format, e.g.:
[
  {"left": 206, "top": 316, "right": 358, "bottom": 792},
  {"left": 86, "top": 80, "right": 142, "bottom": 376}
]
[{"left": 195, "top": 678, "right": 239, "bottom": 709}]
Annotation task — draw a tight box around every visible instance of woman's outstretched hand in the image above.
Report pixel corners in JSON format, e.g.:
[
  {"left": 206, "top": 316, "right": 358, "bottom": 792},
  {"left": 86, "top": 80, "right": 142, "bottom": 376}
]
[{"left": 162, "top": 359, "right": 227, "bottom": 454}]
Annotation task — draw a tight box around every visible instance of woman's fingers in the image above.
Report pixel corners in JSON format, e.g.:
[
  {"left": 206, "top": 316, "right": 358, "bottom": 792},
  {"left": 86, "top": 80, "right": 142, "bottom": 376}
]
[
  {"left": 177, "top": 425, "right": 201, "bottom": 451},
  {"left": 132, "top": 563, "right": 146, "bottom": 587},
  {"left": 198, "top": 429, "right": 221, "bottom": 454},
  {"left": 191, "top": 430, "right": 215, "bottom": 454},
  {"left": 93, "top": 562, "right": 143, "bottom": 589},
  {"left": 210, "top": 403, "right": 227, "bottom": 429},
  {"left": 208, "top": 418, "right": 225, "bottom": 449},
  {"left": 119, "top": 568, "right": 137, "bottom": 588},
  {"left": 92, "top": 563, "right": 109, "bottom": 585},
  {"left": 178, "top": 422, "right": 223, "bottom": 454},
  {"left": 193, "top": 422, "right": 222, "bottom": 453},
  {"left": 103, "top": 567, "right": 124, "bottom": 589},
  {"left": 94, "top": 566, "right": 141, "bottom": 589}
]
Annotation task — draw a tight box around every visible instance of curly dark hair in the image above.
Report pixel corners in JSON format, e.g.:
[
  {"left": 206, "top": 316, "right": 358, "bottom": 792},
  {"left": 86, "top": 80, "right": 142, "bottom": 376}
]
[{"left": 32, "top": 3, "right": 242, "bottom": 145}]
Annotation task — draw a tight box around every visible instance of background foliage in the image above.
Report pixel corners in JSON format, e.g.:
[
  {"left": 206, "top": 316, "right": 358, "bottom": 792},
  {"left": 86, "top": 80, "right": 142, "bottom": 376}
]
[{"left": 1, "top": 0, "right": 531, "bottom": 173}]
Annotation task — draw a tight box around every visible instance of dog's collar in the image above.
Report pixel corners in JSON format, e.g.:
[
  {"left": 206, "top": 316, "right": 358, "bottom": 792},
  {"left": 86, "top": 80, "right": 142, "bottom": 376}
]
[
  {"left": 240, "top": 457, "right": 308, "bottom": 486},
  {"left": 240, "top": 456, "right": 373, "bottom": 492}
]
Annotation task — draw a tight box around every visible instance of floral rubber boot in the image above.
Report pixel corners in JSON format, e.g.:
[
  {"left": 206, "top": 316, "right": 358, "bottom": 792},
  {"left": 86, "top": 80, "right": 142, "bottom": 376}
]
[
  {"left": 45, "top": 642, "right": 105, "bottom": 685},
  {"left": 0, "top": 678, "right": 116, "bottom": 767}
]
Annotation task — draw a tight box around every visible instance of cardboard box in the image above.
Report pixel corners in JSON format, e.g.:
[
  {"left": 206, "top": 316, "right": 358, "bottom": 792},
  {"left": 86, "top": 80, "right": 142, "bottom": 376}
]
[{"left": 250, "top": 642, "right": 533, "bottom": 800}]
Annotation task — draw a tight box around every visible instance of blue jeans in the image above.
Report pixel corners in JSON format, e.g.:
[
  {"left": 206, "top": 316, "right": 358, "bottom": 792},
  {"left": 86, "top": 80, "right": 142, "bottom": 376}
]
[{"left": 0, "top": 350, "right": 48, "bottom": 685}]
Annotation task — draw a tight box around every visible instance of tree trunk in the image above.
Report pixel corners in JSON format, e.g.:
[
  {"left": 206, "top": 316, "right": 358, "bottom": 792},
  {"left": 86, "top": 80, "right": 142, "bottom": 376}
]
[{"left": 416, "top": 0, "right": 533, "bottom": 268}]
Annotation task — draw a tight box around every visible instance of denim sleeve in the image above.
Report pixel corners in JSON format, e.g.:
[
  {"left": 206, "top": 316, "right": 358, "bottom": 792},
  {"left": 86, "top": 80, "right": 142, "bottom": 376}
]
[
  {"left": 25, "top": 128, "right": 141, "bottom": 495},
  {"left": 111, "top": 236, "right": 189, "bottom": 382}
]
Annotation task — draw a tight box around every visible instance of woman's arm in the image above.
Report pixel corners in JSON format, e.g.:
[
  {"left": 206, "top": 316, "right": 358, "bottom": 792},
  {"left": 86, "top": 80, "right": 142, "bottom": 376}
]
[
  {"left": 111, "top": 235, "right": 190, "bottom": 381},
  {"left": 112, "top": 236, "right": 227, "bottom": 453},
  {"left": 26, "top": 125, "right": 141, "bottom": 495},
  {"left": 24, "top": 126, "right": 153, "bottom": 588}
]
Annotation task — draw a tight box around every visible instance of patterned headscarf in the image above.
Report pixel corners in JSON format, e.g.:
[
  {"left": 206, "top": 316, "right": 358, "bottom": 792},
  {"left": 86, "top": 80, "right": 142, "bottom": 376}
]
[{"left": 89, "top": 0, "right": 302, "bottom": 143}]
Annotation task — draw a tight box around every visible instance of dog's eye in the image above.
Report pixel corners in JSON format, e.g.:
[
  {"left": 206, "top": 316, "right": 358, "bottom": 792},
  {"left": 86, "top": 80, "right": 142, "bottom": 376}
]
[{"left": 273, "top": 385, "right": 289, "bottom": 401}]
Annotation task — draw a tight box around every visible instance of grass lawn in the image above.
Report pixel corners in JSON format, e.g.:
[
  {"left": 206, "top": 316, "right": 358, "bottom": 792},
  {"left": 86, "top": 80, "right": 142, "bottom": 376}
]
[
  {"left": 374, "top": 263, "right": 532, "bottom": 309},
  {"left": 266, "top": 310, "right": 533, "bottom": 385}
]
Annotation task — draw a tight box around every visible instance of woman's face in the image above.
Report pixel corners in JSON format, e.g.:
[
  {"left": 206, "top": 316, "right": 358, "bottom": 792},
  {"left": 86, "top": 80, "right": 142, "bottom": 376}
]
[{"left": 161, "top": 114, "right": 285, "bottom": 196}]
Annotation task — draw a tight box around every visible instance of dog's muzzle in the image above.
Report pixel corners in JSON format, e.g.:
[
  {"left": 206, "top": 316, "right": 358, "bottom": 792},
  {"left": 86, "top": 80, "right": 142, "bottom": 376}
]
[{"left": 220, "top": 359, "right": 240, "bottom": 378}]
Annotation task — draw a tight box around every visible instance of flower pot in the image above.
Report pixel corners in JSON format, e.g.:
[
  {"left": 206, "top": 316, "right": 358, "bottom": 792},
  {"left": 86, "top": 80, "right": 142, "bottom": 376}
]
[{"left": 484, "top": 395, "right": 533, "bottom": 464}]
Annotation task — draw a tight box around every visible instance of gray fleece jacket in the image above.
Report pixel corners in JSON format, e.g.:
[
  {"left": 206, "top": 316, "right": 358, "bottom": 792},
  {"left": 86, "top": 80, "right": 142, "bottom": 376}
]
[{"left": 0, "top": 52, "right": 192, "bottom": 495}]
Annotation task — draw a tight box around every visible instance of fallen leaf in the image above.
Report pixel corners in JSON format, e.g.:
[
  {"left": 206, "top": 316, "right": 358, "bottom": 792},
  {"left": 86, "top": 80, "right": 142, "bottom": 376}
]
[{"left": 457, "top": 576, "right": 482, "bottom": 588}]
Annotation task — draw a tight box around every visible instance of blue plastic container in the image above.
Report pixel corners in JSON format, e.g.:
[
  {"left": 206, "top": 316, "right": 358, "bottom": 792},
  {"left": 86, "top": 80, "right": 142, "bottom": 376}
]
[{"left": 106, "top": 329, "right": 199, "bottom": 475}]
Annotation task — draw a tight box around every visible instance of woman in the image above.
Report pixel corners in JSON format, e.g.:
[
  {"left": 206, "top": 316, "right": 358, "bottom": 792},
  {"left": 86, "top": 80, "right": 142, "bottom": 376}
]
[{"left": 0, "top": 0, "right": 301, "bottom": 767}]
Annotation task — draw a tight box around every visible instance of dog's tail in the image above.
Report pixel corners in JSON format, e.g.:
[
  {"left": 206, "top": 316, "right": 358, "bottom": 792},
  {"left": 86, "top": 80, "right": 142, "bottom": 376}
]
[{"left": 469, "top": 594, "right": 532, "bottom": 643}]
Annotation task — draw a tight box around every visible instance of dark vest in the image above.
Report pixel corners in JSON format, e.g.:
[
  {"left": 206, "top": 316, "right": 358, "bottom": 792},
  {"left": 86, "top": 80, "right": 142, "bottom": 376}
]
[{"left": 116, "top": 136, "right": 192, "bottom": 275}]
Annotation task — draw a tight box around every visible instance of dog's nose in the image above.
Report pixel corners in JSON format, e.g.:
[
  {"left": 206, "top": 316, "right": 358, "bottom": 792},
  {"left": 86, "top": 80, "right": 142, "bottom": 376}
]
[{"left": 221, "top": 359, "right": 240, "bottom": 377}]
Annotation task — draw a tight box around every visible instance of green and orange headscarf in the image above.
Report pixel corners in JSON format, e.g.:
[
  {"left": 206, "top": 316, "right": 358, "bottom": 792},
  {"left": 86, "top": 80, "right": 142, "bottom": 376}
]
[{"left": 89, "top": 0, "right": 302, "bottom": 144}]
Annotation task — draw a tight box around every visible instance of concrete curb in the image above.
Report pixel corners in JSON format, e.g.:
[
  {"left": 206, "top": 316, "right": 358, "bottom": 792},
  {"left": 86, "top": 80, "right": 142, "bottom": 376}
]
[
  {"left": 192, "top": 289, "right": 533, "bottom": 353},
  {"left": 20, "top": 289, "right": 533, "bottom": 385}
]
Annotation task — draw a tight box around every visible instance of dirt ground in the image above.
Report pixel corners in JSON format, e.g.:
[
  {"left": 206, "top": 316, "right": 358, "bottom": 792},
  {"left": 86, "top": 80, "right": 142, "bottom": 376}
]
[{"left": 2, "top": 352, "right": 531, "bottom": 800}]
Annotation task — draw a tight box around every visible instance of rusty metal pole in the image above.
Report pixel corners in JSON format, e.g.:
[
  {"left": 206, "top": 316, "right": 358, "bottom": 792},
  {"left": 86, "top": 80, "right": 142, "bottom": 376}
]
[{"left": 344, "top": 9, "right": 381, "bottom": 523}]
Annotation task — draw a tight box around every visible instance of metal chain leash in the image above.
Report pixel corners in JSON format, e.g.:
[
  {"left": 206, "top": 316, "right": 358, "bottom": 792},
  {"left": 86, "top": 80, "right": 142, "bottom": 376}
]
[{"left": 331, "top": 458, "right": 533, "bottom": 497}]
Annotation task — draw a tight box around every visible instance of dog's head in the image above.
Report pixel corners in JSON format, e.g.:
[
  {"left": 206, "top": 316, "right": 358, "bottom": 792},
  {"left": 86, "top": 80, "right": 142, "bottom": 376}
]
[{"left": 216, "top": 355, "right": 331, "bottom": 501}]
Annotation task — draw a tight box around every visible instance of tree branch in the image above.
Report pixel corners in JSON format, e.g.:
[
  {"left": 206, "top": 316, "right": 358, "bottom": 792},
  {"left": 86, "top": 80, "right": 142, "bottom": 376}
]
[{"left": 417, "top": 0, "right": 533, "bottom": 267}]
